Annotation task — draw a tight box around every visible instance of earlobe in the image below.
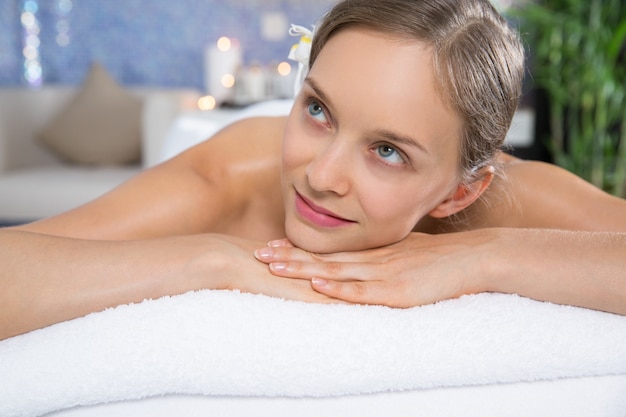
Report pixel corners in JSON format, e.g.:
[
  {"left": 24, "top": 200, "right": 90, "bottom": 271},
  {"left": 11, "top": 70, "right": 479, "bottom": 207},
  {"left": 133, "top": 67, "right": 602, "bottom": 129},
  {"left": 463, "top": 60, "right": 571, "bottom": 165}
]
[{"left": 428, "top": 166, "right": 494, "bottom": 219}]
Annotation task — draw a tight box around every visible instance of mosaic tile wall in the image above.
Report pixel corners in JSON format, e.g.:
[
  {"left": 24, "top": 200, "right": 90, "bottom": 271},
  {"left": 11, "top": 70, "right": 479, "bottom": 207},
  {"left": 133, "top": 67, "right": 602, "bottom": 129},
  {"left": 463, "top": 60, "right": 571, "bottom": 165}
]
[{"left": 0, "top": 0, "right": 336, "bottom": 91}]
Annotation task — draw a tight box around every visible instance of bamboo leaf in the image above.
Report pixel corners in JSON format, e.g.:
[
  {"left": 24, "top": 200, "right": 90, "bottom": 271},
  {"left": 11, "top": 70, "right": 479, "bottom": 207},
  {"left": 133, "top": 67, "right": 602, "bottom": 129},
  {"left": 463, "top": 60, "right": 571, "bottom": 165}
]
[{"left": 608, "top": 16, "right": 626, "bottom": 58}]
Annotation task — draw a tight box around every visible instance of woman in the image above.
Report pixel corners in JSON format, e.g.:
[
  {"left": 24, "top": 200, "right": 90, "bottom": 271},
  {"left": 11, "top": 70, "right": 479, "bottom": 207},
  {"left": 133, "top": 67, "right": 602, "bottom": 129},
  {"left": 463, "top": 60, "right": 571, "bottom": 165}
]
[{"left": 1, "top": 0, "right": 625, "bottom": 340}]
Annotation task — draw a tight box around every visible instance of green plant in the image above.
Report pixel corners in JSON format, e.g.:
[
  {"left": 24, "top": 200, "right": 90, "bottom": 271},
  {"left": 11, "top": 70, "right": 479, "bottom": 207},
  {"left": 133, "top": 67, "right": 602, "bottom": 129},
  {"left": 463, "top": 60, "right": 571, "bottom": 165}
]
[{"left": 512, "top": 0, "right": 626, "bottom": 197}]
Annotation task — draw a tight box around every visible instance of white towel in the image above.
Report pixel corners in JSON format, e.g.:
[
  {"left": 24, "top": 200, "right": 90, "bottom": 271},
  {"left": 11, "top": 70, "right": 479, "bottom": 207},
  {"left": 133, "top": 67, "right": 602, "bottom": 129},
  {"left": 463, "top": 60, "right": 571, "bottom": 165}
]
[{"left": 2, "top": 290, "right": 626, "bottom": 417}]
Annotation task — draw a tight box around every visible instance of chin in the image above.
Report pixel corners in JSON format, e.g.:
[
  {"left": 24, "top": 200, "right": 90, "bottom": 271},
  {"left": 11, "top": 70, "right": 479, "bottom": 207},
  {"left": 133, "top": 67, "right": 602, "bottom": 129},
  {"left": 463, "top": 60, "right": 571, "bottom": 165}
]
[
  {"left": 284, "top": 220, "right": 382, "bottom": 254},
  {"left": 285, "top": 231, "right": 343, "bottom": 254},
  {"left": 284, "top": 220, "right": 353, "bottom": 254},
  {"left": 294, "top": 237, "right": 389, "bottom": 254}
]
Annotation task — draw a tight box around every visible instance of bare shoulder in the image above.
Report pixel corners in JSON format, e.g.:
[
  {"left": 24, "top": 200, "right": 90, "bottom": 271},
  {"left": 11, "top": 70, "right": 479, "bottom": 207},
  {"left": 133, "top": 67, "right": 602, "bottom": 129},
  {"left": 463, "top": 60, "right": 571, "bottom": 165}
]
[
  {"left": 480, "top": 153, "right": 626, "bottom": 232},
  {"left": 189, "top": 116, "right": 287, "bottom": 180},
  {"left": 175, "top": 115, "right": 287, "bottom": 208},
  {"left": 17, "top": 116, "right": 288, "bottom": 240}
]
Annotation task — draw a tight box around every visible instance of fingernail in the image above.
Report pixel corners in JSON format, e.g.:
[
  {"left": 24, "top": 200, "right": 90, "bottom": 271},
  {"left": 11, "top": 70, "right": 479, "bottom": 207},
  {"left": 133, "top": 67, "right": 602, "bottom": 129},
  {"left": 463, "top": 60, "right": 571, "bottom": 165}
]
[
  {"left": 254, "top": 247, "right": 274, "bottom": 261},
  {"left": 267, "top": 239, "right": 284, "bottom": 247},
  {"left": 270, "top": 262, "right": 287, "bottom": 272},
  {"left": 311, "top": 277, "right": 328, "bottom": 287}
]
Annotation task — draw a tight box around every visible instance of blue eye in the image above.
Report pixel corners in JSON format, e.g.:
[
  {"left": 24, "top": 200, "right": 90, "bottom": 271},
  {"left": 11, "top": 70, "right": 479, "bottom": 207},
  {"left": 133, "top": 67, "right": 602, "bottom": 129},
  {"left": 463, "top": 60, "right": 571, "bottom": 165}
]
[
  {"left": 307, "top": 100, "right": 327, "bottom": 123},
  {"left": 376, "top": 144, "right": 404, "bottom": 164}
]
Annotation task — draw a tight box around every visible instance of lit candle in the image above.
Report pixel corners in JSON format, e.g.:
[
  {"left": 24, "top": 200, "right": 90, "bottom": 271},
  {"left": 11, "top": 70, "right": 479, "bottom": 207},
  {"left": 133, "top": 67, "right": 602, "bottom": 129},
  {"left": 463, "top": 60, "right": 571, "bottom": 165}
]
[
  {"left": 244, "top": 64, "right": 266, "bottom": 103},
  {"left": 273, "top": 61, "right": 295, "bottom": 99},
  {"left": 204, "top": 37, "right": 242, "bottom": 104}
]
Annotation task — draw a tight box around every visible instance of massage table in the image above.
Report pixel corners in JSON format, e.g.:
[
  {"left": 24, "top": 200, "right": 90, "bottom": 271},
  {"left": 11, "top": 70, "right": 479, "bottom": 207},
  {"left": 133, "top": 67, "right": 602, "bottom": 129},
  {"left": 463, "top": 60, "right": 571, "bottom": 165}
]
[{"left": 2, "top": 290, "right": 626, "bottom": 417}]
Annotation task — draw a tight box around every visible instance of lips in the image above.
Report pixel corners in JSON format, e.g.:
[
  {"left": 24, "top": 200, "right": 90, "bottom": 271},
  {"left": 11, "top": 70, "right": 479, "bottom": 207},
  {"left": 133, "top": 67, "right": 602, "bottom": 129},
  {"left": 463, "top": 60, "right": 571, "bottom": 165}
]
[{"left": 294, "top": 190, "right": 355, "bottom": 228}]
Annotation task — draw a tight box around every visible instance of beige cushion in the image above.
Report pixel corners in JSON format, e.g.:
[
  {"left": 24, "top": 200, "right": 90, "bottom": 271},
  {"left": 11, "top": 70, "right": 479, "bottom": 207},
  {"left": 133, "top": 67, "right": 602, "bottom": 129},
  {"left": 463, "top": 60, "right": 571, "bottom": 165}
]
[{"left": 39, "top": 63, "right": 142, "bottom": 165}]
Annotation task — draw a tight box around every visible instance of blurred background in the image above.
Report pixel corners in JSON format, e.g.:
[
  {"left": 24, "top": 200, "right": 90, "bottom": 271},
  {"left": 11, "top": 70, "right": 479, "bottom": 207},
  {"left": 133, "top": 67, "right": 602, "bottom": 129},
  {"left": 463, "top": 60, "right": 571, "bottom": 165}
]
[
  {"left": 0, "top": 0, "right": 623, "bottom": 226},
  {"left": 0, "top": 0, "right": 336, "bottom": 91}
]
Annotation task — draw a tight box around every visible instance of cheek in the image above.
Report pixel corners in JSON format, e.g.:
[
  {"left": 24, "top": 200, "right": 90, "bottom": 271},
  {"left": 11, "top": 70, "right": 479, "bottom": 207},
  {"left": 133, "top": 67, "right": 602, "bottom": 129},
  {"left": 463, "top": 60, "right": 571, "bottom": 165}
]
[
  {"left": 281, "top": 116, "right": 311, "bottom": 173},
  {"left": 357, "top": 172, "right": 455, "bottom": 233},
  {"left": 281, "top": 120, "right": 297, "bottom": 170},
  {"left": 363, "top": 191, "right": 425, "bottom": 228}
]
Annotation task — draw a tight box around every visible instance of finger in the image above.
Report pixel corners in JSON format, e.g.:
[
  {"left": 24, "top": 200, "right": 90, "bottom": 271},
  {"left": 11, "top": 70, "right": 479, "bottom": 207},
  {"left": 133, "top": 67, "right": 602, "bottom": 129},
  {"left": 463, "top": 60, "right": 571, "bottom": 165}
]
[
  {"left": 255, "top": 245, "right": 374, "bottom": 265},
  {"left": 267, "top": 238, "right": 294, "bottom": 248},
  {"left": 267, "top": 260, "right": 375, "bottom": 282},
  {"left": 254, "top": 246, "right": 318, "bottom": 264},
  {"left": 311, "top": 278, "right": 393, "bottom": 306}
]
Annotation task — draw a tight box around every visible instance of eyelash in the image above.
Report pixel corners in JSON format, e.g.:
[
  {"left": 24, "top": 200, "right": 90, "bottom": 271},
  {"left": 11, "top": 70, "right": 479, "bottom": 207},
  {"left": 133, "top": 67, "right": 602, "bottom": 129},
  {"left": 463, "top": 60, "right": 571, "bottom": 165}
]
[
  {"left": 371, "top": 143, "right": 408, "bottom": 166},
  {"left": 301, "top": 95, "right": 410, "bottom": 168},
  {"left": 303, "top": 96, "right": 331, "bottom": 127}
]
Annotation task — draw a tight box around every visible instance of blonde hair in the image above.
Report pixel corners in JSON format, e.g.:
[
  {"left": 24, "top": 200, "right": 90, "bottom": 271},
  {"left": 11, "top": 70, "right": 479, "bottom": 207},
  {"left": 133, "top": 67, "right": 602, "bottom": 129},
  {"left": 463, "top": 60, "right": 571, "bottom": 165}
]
[{"left": 310, "top": 0, "right": 525, "bottom": 184}]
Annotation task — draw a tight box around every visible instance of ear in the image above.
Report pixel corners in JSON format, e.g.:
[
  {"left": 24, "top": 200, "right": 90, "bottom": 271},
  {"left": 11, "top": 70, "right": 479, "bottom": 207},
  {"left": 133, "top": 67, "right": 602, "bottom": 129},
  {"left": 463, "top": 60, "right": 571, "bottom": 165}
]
[{"left": 428, "top": 166, "right": 494, "bottom": 219}]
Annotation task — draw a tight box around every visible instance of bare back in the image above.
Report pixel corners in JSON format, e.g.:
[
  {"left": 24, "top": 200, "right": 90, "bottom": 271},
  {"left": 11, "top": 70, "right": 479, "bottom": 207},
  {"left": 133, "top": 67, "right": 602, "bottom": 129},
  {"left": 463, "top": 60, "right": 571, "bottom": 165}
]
[
  {"left": 19, "top": 117, "right": 289, "bottom": 241},
  {"left": 18, "top": 116, "right": 626, "bottom": 241},
  {"left": 419, "top": 154, "right": 626, "bottom": 234}
]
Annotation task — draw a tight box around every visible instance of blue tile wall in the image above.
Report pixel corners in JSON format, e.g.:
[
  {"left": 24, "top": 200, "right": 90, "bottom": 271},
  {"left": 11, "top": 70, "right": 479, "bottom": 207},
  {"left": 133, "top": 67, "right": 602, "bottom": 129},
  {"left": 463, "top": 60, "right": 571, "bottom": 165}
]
[
  {"left": 0, "top": 1, "right": 22, "bottom": 86},
  {"left": 0, "top": 0, "right": 336, "bottom": 90}
]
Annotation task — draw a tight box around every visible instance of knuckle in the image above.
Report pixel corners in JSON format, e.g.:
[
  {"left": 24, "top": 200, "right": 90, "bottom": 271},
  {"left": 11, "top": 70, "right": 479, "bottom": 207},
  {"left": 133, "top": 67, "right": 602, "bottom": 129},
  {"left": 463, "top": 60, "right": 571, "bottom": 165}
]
[
  {"left": 272, "top": 247, "right": 294, "bottom": 260},
  {"left": 283, "top": 261, "right": 301, "bottom": 273},
  {"left": 324, "top": 261, "right": 343, "bottom": 275},
  {"left": 334, "top": 281, "right": 367, "bottom": 301},
  {"left": 351, "top": 281, "right": 368, "bottom": 297}
]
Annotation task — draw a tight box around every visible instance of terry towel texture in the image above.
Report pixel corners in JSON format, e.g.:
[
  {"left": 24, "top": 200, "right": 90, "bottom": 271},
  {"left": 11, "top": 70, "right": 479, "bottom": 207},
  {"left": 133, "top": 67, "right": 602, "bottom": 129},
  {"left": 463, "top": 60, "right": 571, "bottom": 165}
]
[{"left": 2, "top": 290, "right": 626, "bottom": 417}]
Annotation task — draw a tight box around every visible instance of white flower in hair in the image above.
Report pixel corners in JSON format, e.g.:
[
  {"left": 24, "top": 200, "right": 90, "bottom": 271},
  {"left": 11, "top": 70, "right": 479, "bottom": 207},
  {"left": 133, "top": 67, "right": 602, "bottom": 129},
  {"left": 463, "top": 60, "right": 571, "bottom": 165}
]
[{"left": 288, "top": 24, "right": 315, "bottom": 96}]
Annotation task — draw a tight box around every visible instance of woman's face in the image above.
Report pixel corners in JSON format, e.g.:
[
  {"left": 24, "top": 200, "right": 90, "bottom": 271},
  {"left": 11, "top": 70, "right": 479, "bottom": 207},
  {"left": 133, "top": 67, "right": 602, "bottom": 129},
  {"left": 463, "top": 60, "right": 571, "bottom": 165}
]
[{"left": 282, "top": 28, "right": 464, "bottom": 253}]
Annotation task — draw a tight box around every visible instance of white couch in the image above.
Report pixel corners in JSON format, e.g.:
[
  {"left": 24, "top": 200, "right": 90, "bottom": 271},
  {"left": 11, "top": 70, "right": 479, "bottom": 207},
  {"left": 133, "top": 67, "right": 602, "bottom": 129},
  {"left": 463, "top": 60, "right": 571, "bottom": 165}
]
[{"left": 0, "top": 87, "right": 200, "bottom": 224}]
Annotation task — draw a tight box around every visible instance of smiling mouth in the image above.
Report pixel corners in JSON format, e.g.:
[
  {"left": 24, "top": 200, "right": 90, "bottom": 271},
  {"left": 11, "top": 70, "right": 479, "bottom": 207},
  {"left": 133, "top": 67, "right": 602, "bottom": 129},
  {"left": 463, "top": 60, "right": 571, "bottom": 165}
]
[{"left": 294, "top": 190, "right": 356, "bottom": 228}]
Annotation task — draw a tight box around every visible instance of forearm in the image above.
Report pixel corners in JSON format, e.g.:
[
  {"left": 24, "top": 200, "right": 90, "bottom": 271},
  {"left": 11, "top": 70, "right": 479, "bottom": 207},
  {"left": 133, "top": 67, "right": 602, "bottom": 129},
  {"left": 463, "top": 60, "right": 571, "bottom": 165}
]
[
  {"left": 0, "top": 230, "right": 222, "bottom": 340},
  {"left": 484, "top": 228, "right": 626, "bottom": 315},
  {"left": 0, "top": 229, "right": 335, "bottom": 340},
  {"left": 256, "top": 228, "right": 626, "bottom": 314}
]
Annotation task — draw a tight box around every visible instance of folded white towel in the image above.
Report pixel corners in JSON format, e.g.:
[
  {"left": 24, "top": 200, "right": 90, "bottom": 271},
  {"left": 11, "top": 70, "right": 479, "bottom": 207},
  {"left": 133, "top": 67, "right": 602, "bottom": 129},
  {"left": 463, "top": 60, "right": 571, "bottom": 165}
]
[{"left": 2, "top": 290, "right": 626, "bottom": 417}]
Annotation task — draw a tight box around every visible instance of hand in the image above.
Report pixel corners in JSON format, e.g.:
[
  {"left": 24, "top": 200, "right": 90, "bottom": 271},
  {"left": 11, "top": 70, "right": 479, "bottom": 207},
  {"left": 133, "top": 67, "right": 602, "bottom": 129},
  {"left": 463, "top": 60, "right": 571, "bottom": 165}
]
[
  {"left": 254, "top": 231, "right": 495, "bottom": 308},
  {"left": 180, "top": 234, "right": 344, "bottom": 305}
]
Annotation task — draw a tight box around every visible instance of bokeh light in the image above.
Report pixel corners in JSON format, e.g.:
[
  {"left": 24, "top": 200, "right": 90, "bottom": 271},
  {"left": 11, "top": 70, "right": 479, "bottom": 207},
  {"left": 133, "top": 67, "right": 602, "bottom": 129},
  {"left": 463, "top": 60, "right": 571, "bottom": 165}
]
[
  {"left": 221, "top": 73, "right": 235, "bottom": 88},
  {"left": 277, "top": 61, "right": 291, "bottom": 76},
  {"left": 21, "top": 1, "right": 42, "bottom": 87},
  {"left": 216, "top": 36, "right": 231, "bottom": 52},
  {"left": 197, "top": 95, "right": 217, "bottom": 111}
]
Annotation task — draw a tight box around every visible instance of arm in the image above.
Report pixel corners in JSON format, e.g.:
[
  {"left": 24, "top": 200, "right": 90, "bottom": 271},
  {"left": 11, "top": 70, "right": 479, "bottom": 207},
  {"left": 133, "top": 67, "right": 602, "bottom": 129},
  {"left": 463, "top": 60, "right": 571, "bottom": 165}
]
[
  {"left": 486, "top": 228, "right": 626, "bottom": 315},
  {"left": 0, "top": 116, "right": 332, "bottom": 340},
  {"left": 256, "top": 159, "right": 626, "bottom": 314},
  {"left": 15, "top": 116, "right": 288, "bottom": 240},
  {"left": 0, "top": 230, "right": 332, "bottom": 340},
  {"left": 256, "top": 228, "right": 626, "bottom": 315},
  {"left": 0, "top": 230, "right": 222, "bottom": 339}
]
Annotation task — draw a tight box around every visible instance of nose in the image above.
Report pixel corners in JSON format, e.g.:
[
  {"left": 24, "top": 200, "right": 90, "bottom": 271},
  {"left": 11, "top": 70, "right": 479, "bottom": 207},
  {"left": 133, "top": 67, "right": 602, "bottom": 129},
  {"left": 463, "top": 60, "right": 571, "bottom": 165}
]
[{"left": 305, "top": 141, "right": 351, "bottom": 196}]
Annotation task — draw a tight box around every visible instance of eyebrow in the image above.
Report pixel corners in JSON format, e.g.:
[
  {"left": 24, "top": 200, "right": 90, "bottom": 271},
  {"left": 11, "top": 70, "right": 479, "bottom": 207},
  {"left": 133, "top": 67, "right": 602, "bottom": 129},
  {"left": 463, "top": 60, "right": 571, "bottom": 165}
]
[
  {"left": 375, "top": 129, "right": 429, "bottom": 155},
  {"left": 304, "top": 76, "right": 334, "bottom": 112},
  {"left": 303, "top": 76, "right": 430, "bottom": 155}
]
